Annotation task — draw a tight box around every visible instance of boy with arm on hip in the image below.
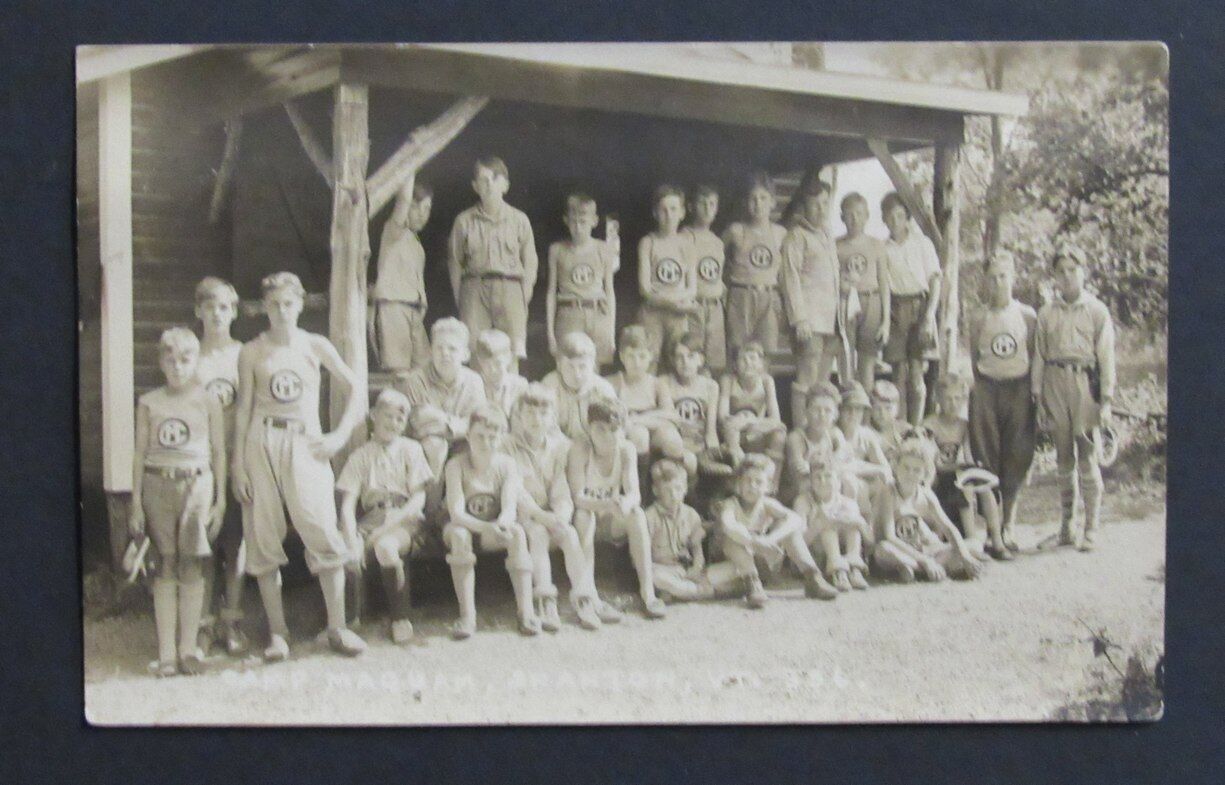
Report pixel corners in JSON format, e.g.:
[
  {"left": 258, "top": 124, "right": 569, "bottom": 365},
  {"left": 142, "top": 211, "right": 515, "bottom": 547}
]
[
  {"left": 231, "top": 272, "right": 368, "bottom": 662},
  {"left": 605, "top": 324, "right": 693, "bottom": 474},
  {"left": 836, "top": 193, "right": 891, "bottom": 389},
  {"left": 130, "top": 328, "right": 227, "bottom": 677}
]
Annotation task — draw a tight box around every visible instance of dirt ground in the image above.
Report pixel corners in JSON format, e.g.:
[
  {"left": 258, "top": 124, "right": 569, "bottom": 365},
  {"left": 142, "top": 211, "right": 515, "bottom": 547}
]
[{"left": 83, "top": 482, "right": 1165, "bottom": 725}]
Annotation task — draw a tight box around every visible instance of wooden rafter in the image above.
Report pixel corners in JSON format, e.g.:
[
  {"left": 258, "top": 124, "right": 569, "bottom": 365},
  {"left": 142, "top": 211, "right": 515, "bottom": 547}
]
[
  {"left": 208, "top": 118, "right": 244, "bottom": 224},
  {"left": 283, "top": 100, "right": 334, "bottom": 188},
  {"left": 866, "top": 137, "right": 943, "bottom": 248},
  {"left": 365, "top": 95, "right": 489, "bottom": 215}
]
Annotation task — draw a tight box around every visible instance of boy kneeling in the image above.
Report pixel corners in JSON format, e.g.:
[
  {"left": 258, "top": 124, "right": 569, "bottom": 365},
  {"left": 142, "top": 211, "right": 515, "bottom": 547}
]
[
  {"left": 443, "top": 406, "right": 539, "bottom": 639},
  {"left": 336, "top": 389, "right": 433, "bottom": 644}
]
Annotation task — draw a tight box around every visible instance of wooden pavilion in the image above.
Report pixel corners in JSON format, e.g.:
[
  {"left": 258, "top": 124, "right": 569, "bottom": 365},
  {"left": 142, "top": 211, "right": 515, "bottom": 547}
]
[{"left": 76, "top": 43, "right": 1026, "bottom": 566}]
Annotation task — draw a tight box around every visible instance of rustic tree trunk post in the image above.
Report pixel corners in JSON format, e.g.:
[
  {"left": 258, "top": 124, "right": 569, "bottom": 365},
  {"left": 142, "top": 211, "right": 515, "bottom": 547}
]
[
  {"left": 99, "top": 72, "right": 135, "bottom": 570},
  {"left": 329, "top": 82, "right": 371, "bottom": 467},
  {"left": 933, "top": 141, "right": 962, "bottom": 375}
]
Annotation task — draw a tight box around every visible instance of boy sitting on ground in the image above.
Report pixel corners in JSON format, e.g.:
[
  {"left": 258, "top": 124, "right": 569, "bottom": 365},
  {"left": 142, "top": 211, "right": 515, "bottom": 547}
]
[
  {"left": 336, "top": 389, "right": 433, "bottom": 645},
  {"left": 794, "top": 450, "right": 872, "bottom": 592}
]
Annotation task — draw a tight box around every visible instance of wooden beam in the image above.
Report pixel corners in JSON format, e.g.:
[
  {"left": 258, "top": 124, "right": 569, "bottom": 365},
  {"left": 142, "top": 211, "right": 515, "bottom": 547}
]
[
  {"left": 933, "top": 141, "right": 963, "bottom": 374},
  {"left": 867, "top": 137, "right": 943, "bottom": 248},
  {"left": 98, "top": 73, "right": 135, "bottom": 494},
  {"left": 208, "top": 118, "right": 243, "bottom": 224},
  {"left": 283, "top": 100, "right": 334, "bottom": 188},
  {"left": 76, "top": 44, "right": 211, "bottom": 84},
  {"left": 328, "top": 82, "right": 371, "bottom": 467},
  {"left": 365, "top": 95, "right": 488, "bottom": 216}
]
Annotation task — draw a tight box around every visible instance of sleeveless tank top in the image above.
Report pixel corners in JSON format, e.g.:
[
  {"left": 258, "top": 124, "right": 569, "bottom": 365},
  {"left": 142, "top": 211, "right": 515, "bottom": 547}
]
[
  {"left": 975, "top": 301, "right": 1032, "bottom": 381},
  {"left": 926, "top": 417, "right": 964, "bottom": 473},
  {"left": 663, "top": 374, "right": 714, "bottom": 444},
  {"left": 643, "top": 233, "right": 696, "bottom": 302},
  {"left": 686, "top": 227, "right": 725, "bottom": 299},
  {"left": 727, "top": 222, "right": 784, "bottom": 287},
  {"left": 251, "top": 332, "right": 323, "bottom": 434},
  {"left": 727, "top": 374, "right": 769, "bottom": 417},
  {"left": 142, "top": 386, "right": 211, "bottom": 468},
  {"left": 196, "top": 341, "right": 241, "bottom": 442},
  {"left": 581, "top": 442, "right": 624, "bottom": 501},
  {"left": 556, "top": 240, "right": 613, "bottom": 301},
  {"left": 459, "top": 453, "right": 512, "bottom": 522},
  {"left": 892, "top": 485, "right": 934, "bottom": 550},
  {"left": 608, "top": 372, "right": 657, "bottom": 415}
]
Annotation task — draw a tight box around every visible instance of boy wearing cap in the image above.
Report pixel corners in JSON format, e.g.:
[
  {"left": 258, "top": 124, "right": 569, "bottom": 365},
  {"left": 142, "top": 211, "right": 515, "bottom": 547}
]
[
  {"left": 336, "top": 389, "right": 432, "bottom": 644},
  {"left": 967, "top": 251, "right": 1037, "bottom": 552},
  {"left": 371, "top": 178, "right": 433, "bottom": 371},
  {"left": 638, "top": 184, "right": 699, "bottom": 366},
  {"left": 231, "top": 272, "right": 368, "bottom": 661},
  {"left": 837, "top": 193, "right": 891, "bottom": 389},
  {"left": 1032, "top": 245, "right": 1117, "bottom": 552},
  {"left": 546, "top": 193, "right": 619, "bottom": 365},
  {"left": 881, "top": 192, "right": 942, "bottom": 425},
  {"left": 448, "top": 157, "right": 538, "bottom": 363},
  {"left": 684, "top": 185, "right": 728, "bottom": 373},
  {"left": 130, "top": 328, "right": 227, "bottom": 676}
]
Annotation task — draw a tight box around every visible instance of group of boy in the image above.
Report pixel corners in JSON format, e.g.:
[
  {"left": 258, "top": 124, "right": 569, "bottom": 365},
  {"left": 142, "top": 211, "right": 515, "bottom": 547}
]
[{"left": 127, "top": 153, "right": 1116, "bottom": 677}]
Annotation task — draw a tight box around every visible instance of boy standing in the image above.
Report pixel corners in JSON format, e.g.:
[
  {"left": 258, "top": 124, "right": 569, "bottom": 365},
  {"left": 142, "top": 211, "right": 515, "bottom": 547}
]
[
  {"left": 881, "top": 192, "right": 943, "bottom": 425},
  {"left": 336, "top": 389, "right": 433, "bottom": 644},
  {"left": 1032, "top": 245, "right": 1116, "bottom": 552},
  {"left": 232, "top": 272, "right": 367, "bottom": 661},
  {"left": 447, "top": 157, "right": 538, "bottom": 362},
  {"left": 836, "top": 193, "right": 891, "bottom": 389},
  {"left": 638, "top": 184, "right": 699, "bottom": 366},
  {"left": 192, "top": 277, "right": 248, "bottom": 657},
  {"left": 780, "top": 178, "right": 844, "bottom": 424},
  {"left": 371, "top": 178, "right": 433, "bottom": 370},
  {"left": 130, "top": 328, "right": 227, "bottom": 676},
  {"left": 546, "top": 193, "right": 618, "bottom": 365},
  {"left": 723, "top": 172, "right": 787, "bottom": 354},
  {"left": 968, "top": 250, "right": 1037, "bottom": 551},
  {"left": 684, "top": 185, "right": 728, "bottom": 373},
  {"left": 543, "top": 332, "right": 619, "bottom": 441}
]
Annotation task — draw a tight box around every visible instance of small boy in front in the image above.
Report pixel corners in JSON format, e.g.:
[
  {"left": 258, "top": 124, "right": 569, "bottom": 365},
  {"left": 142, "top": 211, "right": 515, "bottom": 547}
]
[
  {"left": 567, "top": 398, "right": 667, "bottom": 620},
  {"left": 542, "top": 331, "right": 619, "bottom": 441},
  {"left": 871, "top": 438, "right": 984, "bottom": 583},
  {"left": 638, "top": 184, "right": 699, "bottom": 366},
  {"left": 836, "top": 192, "right": 891, "bottom": 389},
  {"left": 192, "top": 277, "right": 247, "bottom": 657},
  {"left": 643, "top": 459, "right": 726, "bottom": 603},
  {"left": 130, "top": 328, "right": 226, "bottom": 676},
  {"left": 546, "top": 192, "right": 618, "bottom": 365},
  {"left": 606, "top": 324, "right": 692, "bottom": 473},
  {"left": 474, "top": 329, "right": 528, "bottom": 420},
  {"left": 232, "top": 272, "right": 368, "bottom": 661},
  {"left": 443, "top": 406, "right": 539, "bottom": 639},
  {"left": 1032, "top": 244, "right": 1117, "bottom": 552},
  {"left": 712, "top": 454, "right": 838, "bottom": 607},
  {"left": 447, "top": 156, "right": 538, "bottom": 364},
  {"left": 336, "top": 389, "right": 433, "bottom": 644},
  {"left": 684, "top": 184, "right": 728, "bottom": 373},
  {"left": 794, "top": 451, "right": 872, "bottom": 592},
  {"left": 371, "top": 177, "right": 433, "bottom": 370}
]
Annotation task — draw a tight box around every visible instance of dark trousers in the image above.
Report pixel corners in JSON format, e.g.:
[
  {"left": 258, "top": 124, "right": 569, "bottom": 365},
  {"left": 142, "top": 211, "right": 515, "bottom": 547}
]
[{"left": 968, "top": 375, "right": 1036, "bottom": 522}]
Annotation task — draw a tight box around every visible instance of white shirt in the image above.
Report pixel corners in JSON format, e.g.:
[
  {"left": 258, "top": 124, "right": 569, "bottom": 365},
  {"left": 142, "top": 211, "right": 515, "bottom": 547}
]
[{"left": 884, "top": 228, "right": 940, "bottom": 297}]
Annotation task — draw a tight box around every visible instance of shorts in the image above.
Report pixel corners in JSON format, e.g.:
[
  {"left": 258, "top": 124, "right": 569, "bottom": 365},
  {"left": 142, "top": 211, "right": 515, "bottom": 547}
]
[
  {"left": 689, "top": 298, "right": 727, "bottom": 371},
  {"left": 459, "top": 276, "right": 529, "bottom": 356},
  {"left": 726, "top": 285, "right": 783, "bottom": 353},
  {"left": 852, "top": 290, "right": 884, "bottom": 353},
  {"left": 885, "top": 292, "right": 936, "bottom": 363},
  {"left": 243, "top": 420, "right": 351, "bottom": 577},
  {"left": 356, "top": 505, "right": 428, "bottom": 561},
  {"left": 375, "top": 300, "right": 429, "bottom": 371},
  {"left": 555, "top": 298, "right": 615, "bottom": 366},
  {"left": 591, "top": 508, "right": 635, "bottom": 545},
  {"left": 639, "top": 302, "right": 691, "bottom": 365},
  {"left": 142, "top": 468, "right": 214, "bottom": 580}
]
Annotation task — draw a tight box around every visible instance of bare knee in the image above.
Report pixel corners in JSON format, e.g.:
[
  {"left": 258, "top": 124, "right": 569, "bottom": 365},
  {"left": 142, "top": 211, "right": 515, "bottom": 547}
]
[{"left": 373, "top": 536, "right": 403, "bottom": 568}]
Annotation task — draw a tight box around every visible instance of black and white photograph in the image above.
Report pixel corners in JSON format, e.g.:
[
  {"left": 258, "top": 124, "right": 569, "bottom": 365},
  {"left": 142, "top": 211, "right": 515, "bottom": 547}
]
[{"left": 76, "top": 41, "right": 1168, "bottom": 724}]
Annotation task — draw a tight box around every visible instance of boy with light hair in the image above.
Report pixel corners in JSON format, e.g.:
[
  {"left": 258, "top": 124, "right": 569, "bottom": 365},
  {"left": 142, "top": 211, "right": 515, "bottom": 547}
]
[
  {"left": 638, "top": 184, "right": 699, "bottom": 367},
  {"left": 546, "top": 192, "right": 618, "bottom": 365},
  {"left": 371, "top": 178, "right": 433, "bottom": 370},
  {"left": 474, "top": 329, "right": 528, "bottom": 420},
  {"left": 542, "top": 331, "right": 618, "bottom": 441},
  {"left": 836, "top": 192, "right": 891, "bottom": 389},
  {"left": 684, "top": 184, "right": 727, "bottom": 373}
]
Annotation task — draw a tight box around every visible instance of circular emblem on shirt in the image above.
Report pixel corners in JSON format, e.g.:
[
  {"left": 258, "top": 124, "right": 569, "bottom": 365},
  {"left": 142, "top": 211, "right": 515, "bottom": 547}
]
[
  {"left": 990, "top": 333, "right": 1018, "bottom": 359},
  {"left": 938, "top": 442, "right": 959, "bottom": 468},
  {"left": 748, "top": 244, "right": 774, "bottom": 269},
  {"left": 896, "top": 515, "right": 922, "bottom": 546},
  {"left": 570, "top": 263, "right": 596, "bottom": 287},
  {"left": 205, "top": 378, "right": 236, "bottom": 408},
  {"left": 675, "top": 397, "right": 705, "bottom": 423},
  {"left": 466, "top": 493, "right": 499, "bottom": 522},
  {"left": 655, "top": 258, "right": 683, "bottom": 285},
  {"left": 270, "top": 370, "right": 304, "bottom": 403},
  {"left": 845, "top": 253, "right": 868, "bottom": 279},
  {"left": 698, "top": 256, "right": 721, "bottom": 283},
  {"left": 157, "top": 418, "right": 190, "bottom": 448}
]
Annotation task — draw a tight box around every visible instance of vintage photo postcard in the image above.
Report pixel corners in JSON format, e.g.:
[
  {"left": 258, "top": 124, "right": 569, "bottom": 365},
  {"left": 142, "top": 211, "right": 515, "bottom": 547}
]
[{"left": 78, "top": 41, "right": 1167, "bottom": 725}]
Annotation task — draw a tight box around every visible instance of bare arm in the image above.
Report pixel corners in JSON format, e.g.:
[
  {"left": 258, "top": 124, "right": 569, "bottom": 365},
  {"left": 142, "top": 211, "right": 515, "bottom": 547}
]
[
  {"left": 545, "top": 244, "right": 559, "bottom": 353},
  {"left": 338, "top": 489, "right": 361, "bottom": 545},
  {"left": 618, "top": 441, "right": 642, "bottom": 512},
  {"left": 717, "top": 501, "right": 753, "bottom": 548},
  {"left": 1030, "top": 311, "right": 1046, "bottom": 399},
  {"left": 312, "top": 335, "right": 367, "bottom": 451},
  {"left": 129, "top": 402, "right": 150, "bottom": 538},
  {"left": 703, "top": 381, "right": 720, "bottom": 451},
  {"left": 231, "top": 343, "right": 257, "bottom": 501},
  {"left": 1096, "top": 305, "right": 1118, "bottom": 405},
  {"left": 445, "top": 459, "right": 489, "bottom": 534},
  {"left": 206, "top": 396, "right": 227, "bottom": 528},
  {"left": 637, "top": 235, "right": 660, "bottom": 306},
  {"left": 760, "top": 499, "right": 803, "bottom": 544},
  {"left": 763, "top": 376, "right": 783, "bottom": 425},
  {"left": 498, "top": 462, "right": 522, "bottom": 530},
  {"left": 447, "top": 217, "right": 465, "bottom": 309},
  {"left": 520, "top": 217, "right": 538, "bottom": 305}
]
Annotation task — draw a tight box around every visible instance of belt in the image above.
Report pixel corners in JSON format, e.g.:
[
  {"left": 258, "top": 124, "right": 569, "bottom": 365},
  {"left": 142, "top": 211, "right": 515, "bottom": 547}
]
[
  {"left": 1045, "top": 359, "right": 1094, "bottom": 372},
  {"left": 557, "top": 297, "right": 606, "bottom": 308},
  {"left": 464, "top": 272, "right": 522, "bottom": 282},
  {"left": 144, "top": 465, "right": 208, "bottom": 479},
  {"left": 372, "top": 494, "right": 411, "bottom": 510},
  {"left": 728, "top": 282, "right": 776, "bottom": 291},
  {"left": 697, "top": 295, "right": 724, "bottom": 305},
  {"left": 892, "top": 292, "right": 927, "bottom": 300},
  {"left": 375, "top": 298, "right": 424, "bottom": 309},
  {"left": 264, "top": 416, "right": 306, "bottom": 432}
]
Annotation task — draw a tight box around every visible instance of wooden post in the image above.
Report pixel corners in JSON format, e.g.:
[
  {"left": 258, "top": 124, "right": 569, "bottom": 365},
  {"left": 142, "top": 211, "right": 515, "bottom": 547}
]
[
  {"left": 328, "top": 82, "right": 371, "bottom": 466},
  {"left": 98, "top": 72, "right": 135, "bottom": 569},
  {"left": 208, "top": 118, "right": 243, "bottom": 224},
  {"left": 933, "top": 141, "right": 962, "bottom": 374},
  {"left": 866, "top": 137, "right": 943, "bottom": 249}
]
